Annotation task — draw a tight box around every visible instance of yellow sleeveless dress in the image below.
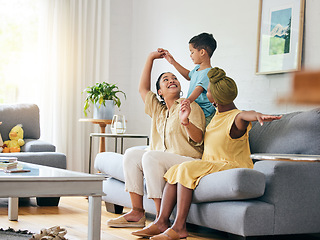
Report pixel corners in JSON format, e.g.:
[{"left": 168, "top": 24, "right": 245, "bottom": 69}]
[{"left": 164, "top": 109, "right": 253, "bottom": 190}]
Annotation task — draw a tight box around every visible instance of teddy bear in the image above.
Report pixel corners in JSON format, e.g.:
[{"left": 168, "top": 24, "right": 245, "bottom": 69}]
[
  {"left": 0, "top": 122, "right": 3, "bottom": 153},
  {"left": 3, "top": 124, "right": 25, "bottom": 153}
]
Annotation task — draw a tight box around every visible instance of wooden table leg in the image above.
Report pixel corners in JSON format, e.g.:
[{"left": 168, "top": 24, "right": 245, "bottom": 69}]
[{"left": 98, "top": 123, "right": 107, "bottom": 152}]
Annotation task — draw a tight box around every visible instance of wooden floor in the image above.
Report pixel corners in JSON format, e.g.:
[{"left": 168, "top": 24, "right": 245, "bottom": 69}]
[{"left": 0, "top": 197, "right": 319, "bottom": 240}]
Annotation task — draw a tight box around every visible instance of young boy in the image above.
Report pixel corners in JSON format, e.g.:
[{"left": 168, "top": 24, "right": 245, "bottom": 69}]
[{"left": 159, "top": 32, "right": 217, "bottom": 126}]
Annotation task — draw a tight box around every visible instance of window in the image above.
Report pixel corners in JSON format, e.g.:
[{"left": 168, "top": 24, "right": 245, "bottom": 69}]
[{"left": 0, "top": 0, "right": 40, "bottom": 103}]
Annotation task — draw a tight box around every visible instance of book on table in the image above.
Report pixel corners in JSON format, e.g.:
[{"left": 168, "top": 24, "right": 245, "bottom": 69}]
[{"left": 0, "top": 157, "right": 18, "bottom": 170}]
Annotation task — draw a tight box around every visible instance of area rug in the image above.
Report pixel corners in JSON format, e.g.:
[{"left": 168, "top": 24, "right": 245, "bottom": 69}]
[{"left": 0, "top": 227, "right": 33, "bottom": 240}]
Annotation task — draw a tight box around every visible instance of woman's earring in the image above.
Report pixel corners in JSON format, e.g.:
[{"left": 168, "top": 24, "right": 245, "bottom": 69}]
[
  {"left": 180, "top": 91, "right": 183, "bottom": 97},
  {"left": 213, "top": 102, "right": 217, "bottom": 108}
]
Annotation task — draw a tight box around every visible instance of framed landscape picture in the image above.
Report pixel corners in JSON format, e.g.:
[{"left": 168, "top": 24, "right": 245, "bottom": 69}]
[{"left": 256, "top": 0, "right": 305, "bottom": 74}]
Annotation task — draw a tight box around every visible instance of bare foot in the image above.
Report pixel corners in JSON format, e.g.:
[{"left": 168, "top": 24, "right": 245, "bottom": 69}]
[
  {"left": 123, "top": 209, "right": 144, "bottom": 222},
  {"left": 172, "top": 225, "right": 188, "bottom": 239},
  {"left": 153, "top": 218, "right": 171, "bottom": 233}
]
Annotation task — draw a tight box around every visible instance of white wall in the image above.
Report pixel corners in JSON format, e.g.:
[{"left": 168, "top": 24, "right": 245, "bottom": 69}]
[{"left": 107, "top": 0, "right": 320, "bottom": 151}]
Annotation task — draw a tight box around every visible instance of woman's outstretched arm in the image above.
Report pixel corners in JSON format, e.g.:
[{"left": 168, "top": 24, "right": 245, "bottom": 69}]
[
  {"left": 231, "top": 111, "right": 282, "bottom": 139},
  {"left": 139, "top": 51, "right": 165, "bottom": 103}
]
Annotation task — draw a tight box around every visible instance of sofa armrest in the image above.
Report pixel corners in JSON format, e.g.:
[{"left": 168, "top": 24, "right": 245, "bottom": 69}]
[
  {"left": 94, "top": 152, "right": 125, "bottom": 182},
  {"left": 22, "top": 139, "right": 56, "bottom": 152},
  {"left": 254, "top": 160, "right": 320, "bottom": 234}
]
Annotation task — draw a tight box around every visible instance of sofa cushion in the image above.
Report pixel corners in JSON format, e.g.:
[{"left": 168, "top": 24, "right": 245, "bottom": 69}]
[
  {"left": 0, "top": 103, "right": 41, "bottom": 140},
  {"left": 192, "top": 168, "right": 266, "bottom": 203},
  {"left": 249, "top": 108, "right": 320, "bottom": 155},
  {"left": 95, "top": 152, "right": 266, "bottom": 202}
]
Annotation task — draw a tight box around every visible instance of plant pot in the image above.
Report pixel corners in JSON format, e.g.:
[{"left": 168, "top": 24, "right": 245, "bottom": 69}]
[{"left": 93, "top": 100, "right": 115, "bottom": 119}]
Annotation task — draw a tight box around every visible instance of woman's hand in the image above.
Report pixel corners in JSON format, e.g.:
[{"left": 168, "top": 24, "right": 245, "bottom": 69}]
[
  {"left": 179, "top": 99, "right": 204, "bottom": 143},
  {"left": 255, "top": 113, "right": 282, "bottom": 126},
  {"left": 157, "top": 48, "right": 175, "bottom": 64},
  {"left": 149, "top": 50, "right": 166, "bottom": 60},
  {"left": 179, "top": 99, "right": 191, "bottom": 125}
]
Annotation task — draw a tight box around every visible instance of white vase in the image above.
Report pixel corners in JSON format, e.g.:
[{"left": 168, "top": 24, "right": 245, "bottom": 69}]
[{"left": 93, "top": 100, "right": 115, "bottom": 119}]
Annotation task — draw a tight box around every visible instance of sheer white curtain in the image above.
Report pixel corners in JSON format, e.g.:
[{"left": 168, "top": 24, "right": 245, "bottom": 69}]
[{"left": 36, "top": 0, "right": 110, "bottom": 171}]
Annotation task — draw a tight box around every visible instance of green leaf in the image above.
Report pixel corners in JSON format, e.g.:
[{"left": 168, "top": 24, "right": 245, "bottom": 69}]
[{"left": 82, "top": 82, "right": 126, "bottom": 116}]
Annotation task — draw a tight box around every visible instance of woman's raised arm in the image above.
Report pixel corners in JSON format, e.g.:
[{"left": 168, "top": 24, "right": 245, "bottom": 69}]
[{"left": 139, "top": 51, "right": 165, "bottom": 103}]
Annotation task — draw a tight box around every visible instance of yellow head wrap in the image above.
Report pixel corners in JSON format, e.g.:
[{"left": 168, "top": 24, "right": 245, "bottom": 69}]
[{"left": 207, "top": 67, "right": 238, "bottom": 105}]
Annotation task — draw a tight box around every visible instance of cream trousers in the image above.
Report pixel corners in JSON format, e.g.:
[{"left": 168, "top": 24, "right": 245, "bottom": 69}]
[{"left": 123, "top": 148, "right": 195, "bottom": 199}]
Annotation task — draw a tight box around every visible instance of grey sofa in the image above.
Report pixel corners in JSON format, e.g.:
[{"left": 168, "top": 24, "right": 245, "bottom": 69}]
[
  {"left": 0, "top": 103, "right": 67, "bottom": 205},
  {"left": 94, "top": 108, "right": 320, "bottom": 239}
]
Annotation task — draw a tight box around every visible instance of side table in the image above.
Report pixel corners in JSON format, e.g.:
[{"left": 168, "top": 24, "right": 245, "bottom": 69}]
[
  {"left": 79, "top": 118, "right": 112, "bottom": 152},
  {"left": 88, "top": 133, "right": 149, "bottom": 173}
]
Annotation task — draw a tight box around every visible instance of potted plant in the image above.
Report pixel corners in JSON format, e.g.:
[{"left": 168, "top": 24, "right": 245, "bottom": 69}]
[{"left": 83, "top": 82, "right": 126, "bottom": 119}]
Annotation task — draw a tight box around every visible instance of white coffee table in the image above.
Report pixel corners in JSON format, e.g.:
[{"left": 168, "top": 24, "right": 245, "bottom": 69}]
[{"left": 0, "top": 162, "right": 105, "bottom": 240}]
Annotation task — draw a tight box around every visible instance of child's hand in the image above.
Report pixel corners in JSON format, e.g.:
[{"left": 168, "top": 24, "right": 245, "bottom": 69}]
[
  {"left": 256, "top": 113, "right": 282, "bottom": 126},
  {"left": 179, "top": 99, "right": 191, "bottom": 125},
  {"left": 158, "top": 48, "right": 175, "bottom": 64}
]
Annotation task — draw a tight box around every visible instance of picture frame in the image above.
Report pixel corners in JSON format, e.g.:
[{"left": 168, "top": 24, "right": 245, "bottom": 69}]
[{"left": 256, "top": 0, "right": 305, "bottom": 74}]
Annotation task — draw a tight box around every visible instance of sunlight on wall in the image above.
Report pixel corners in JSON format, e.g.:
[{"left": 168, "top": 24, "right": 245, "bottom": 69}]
[{"left": 0, "top": 0, "right": 40, "bottom": 104}]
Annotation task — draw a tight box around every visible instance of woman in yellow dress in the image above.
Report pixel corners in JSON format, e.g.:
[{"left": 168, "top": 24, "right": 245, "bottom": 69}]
[{"left": 132, "top": 67, "right": 282, "bottom": 240}]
